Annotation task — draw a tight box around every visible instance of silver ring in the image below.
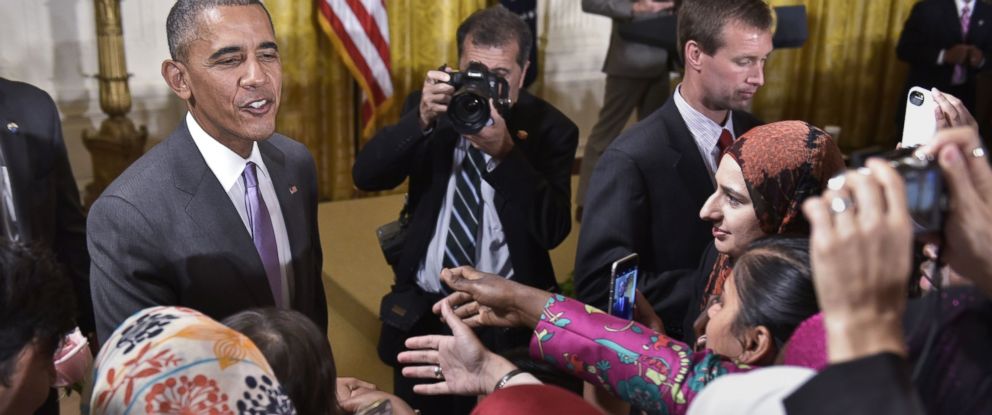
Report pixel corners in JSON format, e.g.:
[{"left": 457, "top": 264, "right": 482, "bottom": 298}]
[
  {"left": 433, "top": 365, "right": 443, "bottom": 379},
  {"left": 830, "top": 196, "right": 854, "bottom": 214},
  {"left": 972, "top": 146, "right": 986, "bottom": 158}
]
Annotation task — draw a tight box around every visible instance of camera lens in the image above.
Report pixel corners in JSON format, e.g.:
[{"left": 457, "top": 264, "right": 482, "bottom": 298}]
[
  {"left": 910, "top": 91, "right": 925, "bottom": 106},
  {"left": 448, "top": 91, "right": 490, "bottom": 135}
]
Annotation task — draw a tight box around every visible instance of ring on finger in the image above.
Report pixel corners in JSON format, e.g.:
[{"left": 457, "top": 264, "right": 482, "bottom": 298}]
[
  {"left": 972, "top": 146, "right": 986, "bottom": 158},
  {"left": 830, "top": 196, "right": 855, "bottom": 215},
  {"left": 433, "top": 365, "right": 444, "bottom": 380}
]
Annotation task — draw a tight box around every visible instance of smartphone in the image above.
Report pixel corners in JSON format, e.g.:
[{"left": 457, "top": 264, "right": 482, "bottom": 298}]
[
  {"left": 901, "top": 86, "right": 938, "bottom": 148},
  {"left": 608, "top": 253, "right": 639, "bottom": 319}
]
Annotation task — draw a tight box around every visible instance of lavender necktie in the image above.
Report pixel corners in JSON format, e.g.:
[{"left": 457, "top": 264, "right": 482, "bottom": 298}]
[
  {"left": 953, "top": 2, "right": 972, "bottom": 85},
  {"left": 243, "top": 162, "right": 283, "bottom": 307}
]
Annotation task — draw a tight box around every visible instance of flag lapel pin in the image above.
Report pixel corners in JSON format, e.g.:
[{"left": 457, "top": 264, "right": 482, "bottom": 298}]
[{"left": 290, "top": 185, "right": 298, "bottom": 194}]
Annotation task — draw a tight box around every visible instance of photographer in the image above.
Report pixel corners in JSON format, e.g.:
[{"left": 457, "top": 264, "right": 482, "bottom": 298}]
[{"left": 352, "top": 6, "right": 578, "bottom": 414}]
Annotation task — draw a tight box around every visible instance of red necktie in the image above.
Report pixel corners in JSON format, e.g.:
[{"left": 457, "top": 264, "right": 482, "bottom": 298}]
[{"left": 715, "top": 128, "right": 733, "bottom": 167}]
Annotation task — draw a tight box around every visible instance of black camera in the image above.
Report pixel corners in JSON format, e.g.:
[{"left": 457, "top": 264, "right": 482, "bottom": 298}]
[
  {"left": 847, "top": 147, "right": 947, "bottom": 237},
  {"left": 444, "top": 62, "right": 512, "bottom": 135}
]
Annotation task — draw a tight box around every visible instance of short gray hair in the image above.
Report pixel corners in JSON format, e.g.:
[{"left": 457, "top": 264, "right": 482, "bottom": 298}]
[{"left": 166, "top": 0, "right": 274, "bottom": 61}]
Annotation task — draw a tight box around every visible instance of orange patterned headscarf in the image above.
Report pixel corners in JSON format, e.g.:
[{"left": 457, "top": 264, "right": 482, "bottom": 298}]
[{"left": 703, "top": 121, "right": 844, "bottom": 300}]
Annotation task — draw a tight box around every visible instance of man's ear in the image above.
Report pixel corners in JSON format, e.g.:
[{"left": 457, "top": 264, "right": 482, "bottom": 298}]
[
  {"left": 161, "top": 59, "right": 192, "bottom": 101},
  {"left": 684, "top": 40, "right": 705, "bottom": 73},
  {"left": 738, "top": 326, "right": 775, "bottom": 365}
]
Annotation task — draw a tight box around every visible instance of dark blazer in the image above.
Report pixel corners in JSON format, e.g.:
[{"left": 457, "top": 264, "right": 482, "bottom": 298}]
[
  {"left": 784, "top": 353, "right": 925, "bottom": 415},
  {"left": 0, "top": 78, "right": 93, "bottom": 334},
  {"left": 88, "top": 121, "right": 326, "bottom": 343},
  {"left": 573, "top": 97, "right": 761, "bottom": 340},
  {"left": 353, "top": 90, "right": 578, "bottom": 358},
  {"left": 897, "top": 0, "right": 992, "bottom": 108}
]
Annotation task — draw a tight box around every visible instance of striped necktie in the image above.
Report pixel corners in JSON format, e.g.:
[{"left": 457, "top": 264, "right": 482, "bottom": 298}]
[{"left": 443, "top": 146, "right": 487, "bottom": 268}]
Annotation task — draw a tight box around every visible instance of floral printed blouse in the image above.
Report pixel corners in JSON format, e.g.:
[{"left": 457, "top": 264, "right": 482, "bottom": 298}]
[{"left": 529, "top": 296, "right": 751, "bottom": 415}]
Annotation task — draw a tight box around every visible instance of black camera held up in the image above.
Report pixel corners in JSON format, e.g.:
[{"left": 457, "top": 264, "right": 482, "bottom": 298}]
[
  {"left": 443, "top": 62, "right": 512, "bottom": 135},
  {"left": 845, "top": 147, "right": 948, "bottom": 238}
]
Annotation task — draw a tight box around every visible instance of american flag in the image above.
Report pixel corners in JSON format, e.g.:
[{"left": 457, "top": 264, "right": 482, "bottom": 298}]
[{"left": 316, "top": 0, "right": 394, "bottom": 137}]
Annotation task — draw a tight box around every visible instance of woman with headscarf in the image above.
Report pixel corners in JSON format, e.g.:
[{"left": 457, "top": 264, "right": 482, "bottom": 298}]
[
  {"left": 400, "top": 121, "right": 844, "bottom": 415},
  {"left": 88, "top": 306, "right": 297, "bottom": 415},
  {"left": 689, "top": 120, "right": 845, "bottom": 347}
]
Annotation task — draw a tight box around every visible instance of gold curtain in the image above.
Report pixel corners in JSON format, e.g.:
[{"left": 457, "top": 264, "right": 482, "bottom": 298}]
[
  {"left": 267, "top": 0, "right": 488, "bottom": 201},
  {"left": 752, "top": 0, "right": 917, "bottom": 152}
]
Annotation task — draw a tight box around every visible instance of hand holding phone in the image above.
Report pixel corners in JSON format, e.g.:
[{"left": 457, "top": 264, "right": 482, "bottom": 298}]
[{"left": 609, "top": 254, "right": 639, "bottom": 319}]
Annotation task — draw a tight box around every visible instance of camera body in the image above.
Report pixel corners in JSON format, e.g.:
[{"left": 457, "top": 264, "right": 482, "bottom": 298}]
[
  {"left": 855, "top": 147, "right": 948, "bottom": 237},
  {"left": 444, "top": 62, "right": 512, "bottom": 135}
]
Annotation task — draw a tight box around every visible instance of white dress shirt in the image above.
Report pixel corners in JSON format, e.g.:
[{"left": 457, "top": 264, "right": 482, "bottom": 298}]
[
  {"left": 673, "top": 84, "right": 736, "bottom": 181},
  {"left": 416, "top": 137, "right": 513, "bottom": 293},
  {"left": 186, "top": 112, "right": 294, "bottom": 307}
]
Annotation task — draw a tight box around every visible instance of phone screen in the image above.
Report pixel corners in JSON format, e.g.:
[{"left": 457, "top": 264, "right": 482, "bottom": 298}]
[{"left": 609, "top": 254, "right": 639, "bottom": 319}]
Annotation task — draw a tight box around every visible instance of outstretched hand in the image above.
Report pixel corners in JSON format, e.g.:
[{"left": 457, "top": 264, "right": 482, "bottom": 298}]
[
  {"left": 397, "top": 300, "right": 518, "bottom": 396},
  {"left": 434, "top": 266, "right": 551, "bottom": 329}
]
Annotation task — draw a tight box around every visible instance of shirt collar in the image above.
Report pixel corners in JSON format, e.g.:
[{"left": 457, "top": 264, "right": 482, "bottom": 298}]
[
  {"left": 186, "top": 112, "right": 267, "bottom": 191},
  {"left": 958, "top": 0, "right": 973, "bottom": 14},
  {"left": 673, "top": 84, "right": 735, "bottom": 153}
]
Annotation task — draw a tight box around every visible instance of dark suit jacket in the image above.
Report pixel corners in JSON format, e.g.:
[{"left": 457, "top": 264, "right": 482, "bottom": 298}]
[
  {"left": 353, "top": 90, "right": 577, "bottom": 359},
  {"left": 897, "top": 0, "right": 992, "bottom": 108},
  {"left": 784, "top": 353, "right": 925, "bottom": 415},
  {"left": 88, "top": 121, "right": 326, "bottom": 343},
  {"left": 573, "top": 97, "right": 761, "bottom": 340},
  {"left": 0, "top": 78, "right": 93, "bottom": 334}
]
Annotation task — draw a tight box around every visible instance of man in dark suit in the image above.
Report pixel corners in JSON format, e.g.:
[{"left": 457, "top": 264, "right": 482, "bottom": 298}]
[
  {"left": 88, "top": 0, "right": 326, "bottom": 343},
  {"left": 897, "top": 0, "right": 992, "bottom": 138},
  {"left": 353, "top": 6, "right": 577, "bottom": 413},
  {"left": 0, "top": 78, "right": 94, "bottom": 415},
  {"left": 573, "top": 0, "right": 772, "bottom": 340},
  {"left": 576, "top": 0, "right": 674, "bottom": 221}
]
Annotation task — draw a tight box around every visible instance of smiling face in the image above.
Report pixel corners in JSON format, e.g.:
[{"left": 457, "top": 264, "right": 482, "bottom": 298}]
[
  {"left": 694, "top": 21, "right": 772, "bottom": 113},
  {"left": 458, "top": 35, "right": 529, "bottom": 106},
  {"left": 162, "top": 4, "right": 280, "bottom": 156},
  {"left": 700, "top": 156, "right": 768, "bottom": 259}
]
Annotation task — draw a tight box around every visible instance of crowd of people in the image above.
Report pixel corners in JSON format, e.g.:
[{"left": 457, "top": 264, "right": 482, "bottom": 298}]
[{"left": 1, "top": 0, "right": 990, "bottom": 414}]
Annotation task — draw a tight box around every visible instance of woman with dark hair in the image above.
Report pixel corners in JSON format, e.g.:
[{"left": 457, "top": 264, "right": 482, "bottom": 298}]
[
  {"left": 0, "top": 242, "right": 77, "bottom": 414},
  {"left": 223, "top": 309, "right": 342, "bottom": 415},
  {"left": 224, "top": 308, "right": 416, "bottom": 415},
  {"left": 689, "top": 121, "right": 844, "bottom": 346},
  {"left": 702, "top": 236, "right": 817, "bottom": 364},
  {"left": 400, "top": 234, "right": 818, "bottom": 415}
]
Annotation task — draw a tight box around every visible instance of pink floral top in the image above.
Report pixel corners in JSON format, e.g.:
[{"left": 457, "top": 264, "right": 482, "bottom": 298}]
[{"left": 529, "top": 296, "right": 751, "bottom": 415}]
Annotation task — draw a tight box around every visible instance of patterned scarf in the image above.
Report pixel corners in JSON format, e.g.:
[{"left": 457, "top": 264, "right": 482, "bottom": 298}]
[
  {"left": 703, "top": 121, "right": 844, "bottom": 300},
  {"left": 89, "top": 306, "right": 297, "bottom": 415}
]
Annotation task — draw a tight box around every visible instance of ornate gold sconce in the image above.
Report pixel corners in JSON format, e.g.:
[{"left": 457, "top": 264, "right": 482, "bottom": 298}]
[{"left": 83, "top": 0, "right": 147, "bottom": 207}]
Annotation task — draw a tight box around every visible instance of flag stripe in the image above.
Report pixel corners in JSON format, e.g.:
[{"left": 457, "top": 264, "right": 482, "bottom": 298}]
[
  {"left": 326, "top": 0, "right": 393, "bottom": 98},
  {"left": 347, "top": 0, "right": 391, "bottom": 67},
  {"left": 316, "top": 0, "right": 394, "bottom": 137}
]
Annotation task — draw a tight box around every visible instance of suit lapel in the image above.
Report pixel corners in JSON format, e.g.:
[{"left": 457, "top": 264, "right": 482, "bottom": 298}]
[
  {"left": 660, "top": 100, "right": 715, "bottom": 209},
  {"left": 169, "top": 121, "right": 274, "bottom": 306},
  {"left": 258, "top": 140, "right": 307, "bottom": 283}
]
